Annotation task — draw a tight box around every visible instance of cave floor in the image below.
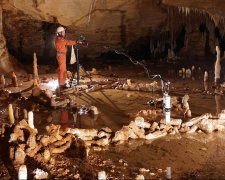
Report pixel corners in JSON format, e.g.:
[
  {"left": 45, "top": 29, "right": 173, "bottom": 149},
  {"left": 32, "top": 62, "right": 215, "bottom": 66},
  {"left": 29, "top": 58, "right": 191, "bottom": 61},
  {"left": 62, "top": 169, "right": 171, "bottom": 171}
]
[{"left": 1, "top": 60, "right": 225, "bottom": 179}]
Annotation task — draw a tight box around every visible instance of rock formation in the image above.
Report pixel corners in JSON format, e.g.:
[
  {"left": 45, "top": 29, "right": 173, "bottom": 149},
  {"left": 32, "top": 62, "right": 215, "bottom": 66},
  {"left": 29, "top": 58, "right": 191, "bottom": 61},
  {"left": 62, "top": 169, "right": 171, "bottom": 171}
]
[{"left": 0, "top": 0, "right": 224, "bottom": 70}]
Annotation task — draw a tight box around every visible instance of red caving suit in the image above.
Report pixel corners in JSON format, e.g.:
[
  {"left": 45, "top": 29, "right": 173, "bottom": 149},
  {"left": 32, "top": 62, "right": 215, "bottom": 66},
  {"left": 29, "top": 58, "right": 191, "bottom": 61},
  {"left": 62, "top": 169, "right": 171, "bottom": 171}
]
[{"left": 55, "top": 36, "right": 77, "bottom": 86}]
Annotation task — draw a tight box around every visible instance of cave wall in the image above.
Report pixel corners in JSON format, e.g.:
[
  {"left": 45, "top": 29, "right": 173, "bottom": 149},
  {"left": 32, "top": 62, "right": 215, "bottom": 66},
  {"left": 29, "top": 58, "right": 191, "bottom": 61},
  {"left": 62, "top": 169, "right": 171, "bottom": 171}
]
[
  {"left": 1, "top": 0, "right": 168, "bottom": 64},
  {"left": 0, "top": 6, "right": 20, "bottom": 73},
  {"left": 162, "top": 0, "right": 225, "bottom": 56},
  {"left": 0, "top": 0, "right": 225, "bottom": 70}
]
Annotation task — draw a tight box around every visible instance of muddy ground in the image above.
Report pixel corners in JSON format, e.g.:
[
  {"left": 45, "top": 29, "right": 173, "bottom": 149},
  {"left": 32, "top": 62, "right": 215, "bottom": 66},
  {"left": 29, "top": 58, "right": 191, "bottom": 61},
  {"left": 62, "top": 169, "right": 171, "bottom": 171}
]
[{"left": 1, "top": 58, "right": 225, "bottom": 179}]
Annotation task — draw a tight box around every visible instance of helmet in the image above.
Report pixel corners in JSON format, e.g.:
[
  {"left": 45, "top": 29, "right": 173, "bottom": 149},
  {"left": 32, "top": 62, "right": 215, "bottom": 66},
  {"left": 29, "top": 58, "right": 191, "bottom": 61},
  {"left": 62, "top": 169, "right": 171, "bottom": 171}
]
[{"left": 56, "top": 26, "right": 66, "bottom": 34}]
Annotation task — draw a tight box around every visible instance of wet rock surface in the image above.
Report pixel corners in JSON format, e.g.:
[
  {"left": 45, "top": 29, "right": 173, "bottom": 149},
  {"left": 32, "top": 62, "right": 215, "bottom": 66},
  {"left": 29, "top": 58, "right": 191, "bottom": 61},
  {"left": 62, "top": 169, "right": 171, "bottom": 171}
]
[{"left": 0, "top": 61, "right": 225, "bottom": 179}]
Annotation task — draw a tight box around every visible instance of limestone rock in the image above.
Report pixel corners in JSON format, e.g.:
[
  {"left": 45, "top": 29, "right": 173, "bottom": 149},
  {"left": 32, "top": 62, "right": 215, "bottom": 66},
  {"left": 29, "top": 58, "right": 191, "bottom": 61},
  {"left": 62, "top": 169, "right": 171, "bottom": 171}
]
[
  {"left": 14, "top": 147, "right": 26, "bottom": 165},
  {"left": 134, "top": 116, "right": 150, "bottom": 129},
  {"left": 145, "top": 130, "right": 167, "bottom": 140}
]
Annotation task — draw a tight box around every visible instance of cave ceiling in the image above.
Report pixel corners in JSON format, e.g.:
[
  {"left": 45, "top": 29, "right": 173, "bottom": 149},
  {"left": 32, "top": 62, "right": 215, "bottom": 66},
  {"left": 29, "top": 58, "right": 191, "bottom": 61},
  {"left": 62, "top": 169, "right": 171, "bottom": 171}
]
[{"left": 0, "top": 0, "right": 225, "bottom": 70}]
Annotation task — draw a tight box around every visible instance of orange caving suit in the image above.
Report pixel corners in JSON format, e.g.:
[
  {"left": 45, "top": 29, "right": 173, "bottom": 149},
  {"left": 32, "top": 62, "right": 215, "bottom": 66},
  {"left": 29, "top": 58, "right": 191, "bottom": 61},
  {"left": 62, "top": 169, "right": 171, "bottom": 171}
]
[{"left": 55, "top": 37, "right": 77, "bottom": 86}]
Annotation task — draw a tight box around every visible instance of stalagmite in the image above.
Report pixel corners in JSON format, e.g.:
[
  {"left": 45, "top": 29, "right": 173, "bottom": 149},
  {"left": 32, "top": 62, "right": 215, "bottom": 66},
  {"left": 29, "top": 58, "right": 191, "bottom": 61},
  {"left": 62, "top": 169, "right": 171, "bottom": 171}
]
[
  {"left": 185, "top": 69, "right": 191, "bottom": 78},
  {"left": 185, "top": 109, "right": 192, "bottom": 118},
  {"left": 23, "top": 109, "right": 28, "bottom": 119},
  {"left": 204, "top": 71, "right": 208, "bottom": 82},
  {"left": 11, "top": 72, "right": 18, "bottom": 87},
  {"left": 204, "top": 81, "right": 208, "bottom": 91},
  {"left": 33, "top": 52, "right": 39, "bottom": 84},
  {"left": 215, "top": 46, "right": 221, "bottom": 83},
  {"left": 182, "top": 68, "right": 185, "bottom": 74},
  {"left": 179, "top": 70, "right": 182, "bottom": 76},
  {"left": 33, "top": 79, "right": 38, "bottom": 86},
  {"left": 0, "top": 74, "right": 5, "bottom": 88},
  {"left": 14, "top": 107, "right": 19, "bottom": 120},
  {"left": 127, "top": 79, "right": 131, "bottom": 86},
  {"left": 9, "top": 104, "right": 15, "bottom": 125},
  {"left": 18, "top": 165, "right": 27, "bottom": 180},
  {"left": 28, "top": 111, "right": 35, "bottom": 129},
  {"left": 182, "top": 95, "right": 189, "bottom": 110}
]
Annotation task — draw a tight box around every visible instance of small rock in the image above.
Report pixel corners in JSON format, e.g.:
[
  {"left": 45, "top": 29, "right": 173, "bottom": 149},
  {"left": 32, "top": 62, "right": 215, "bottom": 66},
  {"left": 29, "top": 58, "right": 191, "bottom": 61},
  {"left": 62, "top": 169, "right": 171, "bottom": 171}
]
[
  {"left": 124, "top": 162, "right": 128, "bottom": 166},
  {"left": 136, "top": 174, "right": 145, "bottom": 180},
  {"left": 98, "top": 171, "right": 106, "bottom": 180},
  {"left": 157, "top": 169, "right": 163, "bottom": 173},
  {"left": 90, "top": 106, "right": 99, "bottom": 115},
  {"left": 74, "top": 173, "right": 80, "bottom": 179},
  {"left": 119, "top": 159, "right": 123, "bottom": 163},
  {"left": 139, "top": 168, "right": 150, "bottom": 172},
  {"left": 200, "top": 147, "right": 207, "bottom": 151},
  {"left": 33, "top": 168, "right": 48, "bottom": 179}
]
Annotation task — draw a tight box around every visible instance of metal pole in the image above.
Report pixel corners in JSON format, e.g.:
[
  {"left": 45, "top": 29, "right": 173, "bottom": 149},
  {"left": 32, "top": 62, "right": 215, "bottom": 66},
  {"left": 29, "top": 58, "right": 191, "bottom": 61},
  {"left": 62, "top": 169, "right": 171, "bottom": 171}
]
[
  {"left": 161, "top": 79, "right": 170, "bottom": 123},
  {"left": 164, "top": 93, "right": 171, "bottom": 123},
  {"left": 76, "top": 46, "right": 80, "bottom": 85}
]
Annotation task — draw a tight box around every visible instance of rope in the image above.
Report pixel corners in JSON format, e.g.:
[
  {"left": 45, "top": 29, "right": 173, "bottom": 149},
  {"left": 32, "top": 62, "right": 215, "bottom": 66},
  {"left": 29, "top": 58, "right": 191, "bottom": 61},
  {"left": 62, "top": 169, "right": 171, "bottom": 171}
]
[{"left": 102, "top": 45, "right": 170, "bottom": 94}]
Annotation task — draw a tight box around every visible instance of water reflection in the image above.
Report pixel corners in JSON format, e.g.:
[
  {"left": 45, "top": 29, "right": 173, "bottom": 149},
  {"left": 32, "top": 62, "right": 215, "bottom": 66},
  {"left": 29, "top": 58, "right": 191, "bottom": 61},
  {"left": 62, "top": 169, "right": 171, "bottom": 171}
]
[
  {"left": 215, "top": 90, "right": 221, "bottom": 115},
  {"left": 204, "top": 81, "right": 208, "bottom": 91},
  {"left": 51, "top": 110, "right": 98, "bottom": 130}
]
